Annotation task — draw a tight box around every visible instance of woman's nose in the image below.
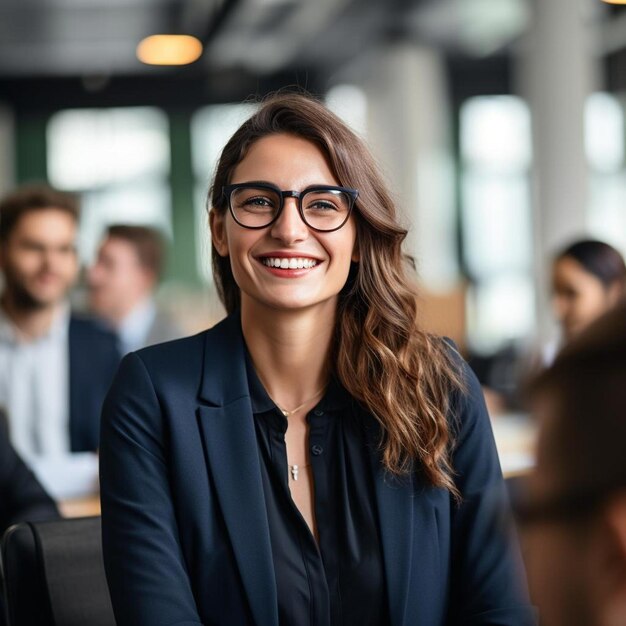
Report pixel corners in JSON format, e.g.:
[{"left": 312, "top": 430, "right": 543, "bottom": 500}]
[{"left": 269, "top": 197, "right": 308, "bottom": 243}]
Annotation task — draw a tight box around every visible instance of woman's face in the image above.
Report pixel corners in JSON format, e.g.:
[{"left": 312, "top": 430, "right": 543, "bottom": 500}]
[
  {"left": 552, "top": 256, "right": 614, "bottom": 341},
  {"left": 211, "top": 133, "right": 358, "bottom": 316}
]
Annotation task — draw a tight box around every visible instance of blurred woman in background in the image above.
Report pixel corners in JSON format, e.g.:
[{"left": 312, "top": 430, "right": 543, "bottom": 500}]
[{"left": 546, "top": 239, "right": 626, "bottom": 364}]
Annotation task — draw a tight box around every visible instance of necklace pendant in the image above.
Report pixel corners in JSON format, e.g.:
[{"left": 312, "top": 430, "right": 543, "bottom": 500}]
[{"left": 290, "top": 464, "right": 299, "bottom": 481}]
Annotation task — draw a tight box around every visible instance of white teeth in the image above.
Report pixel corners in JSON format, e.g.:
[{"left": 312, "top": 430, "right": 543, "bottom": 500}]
[{"left": 261, "top": 257, "right": 318, "bottom": 269}]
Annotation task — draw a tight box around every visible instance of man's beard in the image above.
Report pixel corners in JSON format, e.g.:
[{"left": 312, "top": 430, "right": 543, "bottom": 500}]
[{"left": 3, "top": 274, "right": 56, "bottom": 312}]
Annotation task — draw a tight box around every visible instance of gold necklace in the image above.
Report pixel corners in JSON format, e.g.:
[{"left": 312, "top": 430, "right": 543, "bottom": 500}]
[
  {"left": 272, "top": 386, "right": 326, "bottom": 481},
  {"left": 274, "top": 387, "right": 325, "bottom": 418}
]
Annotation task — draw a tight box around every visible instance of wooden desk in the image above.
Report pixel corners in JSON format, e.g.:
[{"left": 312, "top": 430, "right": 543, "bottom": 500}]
[{"left": 59, "top": 494, "right": 101, "bottom": 518}]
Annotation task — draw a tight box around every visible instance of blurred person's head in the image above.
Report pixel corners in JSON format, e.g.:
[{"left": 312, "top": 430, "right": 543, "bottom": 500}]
[
  {"left": 88, "top": 224, "right": 165, "bottom": 326},
  {"left": 519, "top": 304, "right": 626, "bottom": 626},
  {"left": 552, "top": 239, "right": 626, "bottom": 342},
  {"left": 0, "top": 184, "right": 79, "bottom": 312}
]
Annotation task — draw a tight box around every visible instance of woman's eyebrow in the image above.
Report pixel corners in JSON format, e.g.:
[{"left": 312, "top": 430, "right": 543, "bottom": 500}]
[
  {"left": 231, "top": 180, "right": 340, "bottom": 189},
  {"left": 231, "top": 179, "right": 276, "bottom": 186}
]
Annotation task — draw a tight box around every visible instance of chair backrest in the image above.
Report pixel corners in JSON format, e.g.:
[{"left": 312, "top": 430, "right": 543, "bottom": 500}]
[{"left": 1, "top": 516, "right": 115, "bottom": 626}]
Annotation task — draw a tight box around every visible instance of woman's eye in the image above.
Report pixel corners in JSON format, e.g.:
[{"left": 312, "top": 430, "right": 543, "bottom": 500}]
[
  {"left": 243, "top": 196, "right": 274, "bottom": 209},
  {"left": 303, "top": 190, "right": 350, "bottom": 213},
  {"left": 305, "top": 199, "right": 339, "bottom": 212}
]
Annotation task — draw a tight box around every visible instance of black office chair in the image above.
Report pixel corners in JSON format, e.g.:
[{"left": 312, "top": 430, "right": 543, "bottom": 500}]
[{"left": 1, "top": 516, "right": 115, "bottom": 626}]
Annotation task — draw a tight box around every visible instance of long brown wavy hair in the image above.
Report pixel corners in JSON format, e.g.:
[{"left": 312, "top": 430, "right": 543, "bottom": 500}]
[{"left": 209, "top": 93, "right": 464, "bottom": 494}]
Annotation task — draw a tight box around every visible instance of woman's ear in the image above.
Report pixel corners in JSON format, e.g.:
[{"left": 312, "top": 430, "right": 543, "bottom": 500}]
[{"left": 209, "top": 210, "right": 229, "bottom": 257}]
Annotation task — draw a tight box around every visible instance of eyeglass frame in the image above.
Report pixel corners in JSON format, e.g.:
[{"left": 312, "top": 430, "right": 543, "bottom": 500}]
[{"left": 222, "top": 182, "right": 359, "bottom": 233}]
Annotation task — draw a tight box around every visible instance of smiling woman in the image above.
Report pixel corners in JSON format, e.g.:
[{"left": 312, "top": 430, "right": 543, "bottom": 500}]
[{"left": 99, "top": 93, "right": 537, "bottom": 626}]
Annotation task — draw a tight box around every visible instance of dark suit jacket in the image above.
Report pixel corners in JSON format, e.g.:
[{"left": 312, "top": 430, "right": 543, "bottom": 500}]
[
  {"left": 100, "top": 313, "right": 536, "bottom": 626},
  {"left": 0, "top": 412, "right": 59, "bottom": 534},
  {"left": 68, "top": 314, "right": 120, "bottom": 451}
]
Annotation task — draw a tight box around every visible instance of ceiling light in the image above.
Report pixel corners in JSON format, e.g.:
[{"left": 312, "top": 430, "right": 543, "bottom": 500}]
[
  {"left": 137, "top": 35, "right": 203, "bottom": 66},
  {"left": 601, "top": 0, "right": 626, "bottom": 3}
]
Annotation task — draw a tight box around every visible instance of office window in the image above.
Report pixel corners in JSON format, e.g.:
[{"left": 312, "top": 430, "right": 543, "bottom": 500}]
[
  {"left": 191, "top": 103, "right": 258, "bottom": 282},
  {"left": 585, "top": 92, "right": 623, "bottom": 173},
  {"left": 326, "top": 84, "right": 368, "bottom": 137},
  {"left": 586, "top": 92, "right": 626, "bottom": 256},
  {"left": 459, "top": 95, "right": 534, "bottom": 352},
  {"left": 47, "top": 107, "right": 171, "bottom": 261}
]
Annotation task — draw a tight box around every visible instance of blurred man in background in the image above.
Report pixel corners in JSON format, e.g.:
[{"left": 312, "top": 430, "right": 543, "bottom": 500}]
[
  {"left": 0, "top": 184, "right": 119, "bottom": 496},
  {"left": 88, "top": 224, "right": 183, "bottom": 355},
  {"left": 517, "top": 303, "right": 626, "bottom": 626}
]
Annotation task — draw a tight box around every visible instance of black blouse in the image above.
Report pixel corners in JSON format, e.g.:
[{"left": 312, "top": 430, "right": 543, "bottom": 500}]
[{"left": 246, "top": 356, "right": 389, "bottom": 626}]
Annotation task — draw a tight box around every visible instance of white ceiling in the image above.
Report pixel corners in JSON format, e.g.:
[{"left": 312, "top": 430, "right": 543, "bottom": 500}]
[{"left": 0, "top": 0, "right": 615, "bottom": 80}]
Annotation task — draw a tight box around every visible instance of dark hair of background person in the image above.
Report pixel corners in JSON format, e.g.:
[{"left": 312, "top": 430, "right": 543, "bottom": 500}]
[
  {"left": 209, "top": 92, "right": 465, "bottom": 495},
  {"left": 530, "top": 302, "right": 626, "bottom": 498},
  {"left": 0, "top": 184, "right": 79, "bottom": 243},
  {"left": 106, "top": 224, "right": 166, "bottom": 280},
  {"left": 556, "top": 239, "right": 626, "bottom": 291}
]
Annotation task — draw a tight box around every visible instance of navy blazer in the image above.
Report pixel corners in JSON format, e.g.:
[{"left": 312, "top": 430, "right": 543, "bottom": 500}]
[
  {"left": 68, "top": 314, "right": 120, "bottom": 451},
  {"left": 100, "top": 313, "right": 536, "bottom": 626},
  {"left": 0, "top": 411, "right": 59, "bottom": 534}
]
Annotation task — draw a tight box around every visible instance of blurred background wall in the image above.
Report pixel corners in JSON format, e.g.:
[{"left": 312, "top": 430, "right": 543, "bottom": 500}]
[{"left": 1, "top": 0, "right": 624, "bottom": 358}]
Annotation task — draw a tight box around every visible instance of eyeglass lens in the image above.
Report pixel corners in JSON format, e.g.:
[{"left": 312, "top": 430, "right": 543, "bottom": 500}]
[{"left": 229, "top": 186, "right": 352, "bottom": 230}]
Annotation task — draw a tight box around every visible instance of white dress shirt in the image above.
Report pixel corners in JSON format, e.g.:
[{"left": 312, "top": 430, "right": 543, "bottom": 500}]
[
  {"left": 117, "top": 297, "right": 156, "bottom": 355},
  {"left": 0, "top": 304, "right": 99, "bottom": 499},
  {"left": 0, "top": 304, "right": 70, "bottom": 459}
]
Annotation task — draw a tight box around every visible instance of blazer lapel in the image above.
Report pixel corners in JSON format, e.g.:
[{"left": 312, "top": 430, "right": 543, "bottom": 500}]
[
  {"left": 196, "top": 314, "right": 278, "bottom": 626},
  {"left": 365, "top": 421, "right": 414, "bottom": 626}
]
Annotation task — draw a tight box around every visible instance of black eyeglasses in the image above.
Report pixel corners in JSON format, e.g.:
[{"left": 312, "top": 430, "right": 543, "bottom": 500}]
[{"left": 222, "top": 182, "right": 358, "bottom": 232}]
